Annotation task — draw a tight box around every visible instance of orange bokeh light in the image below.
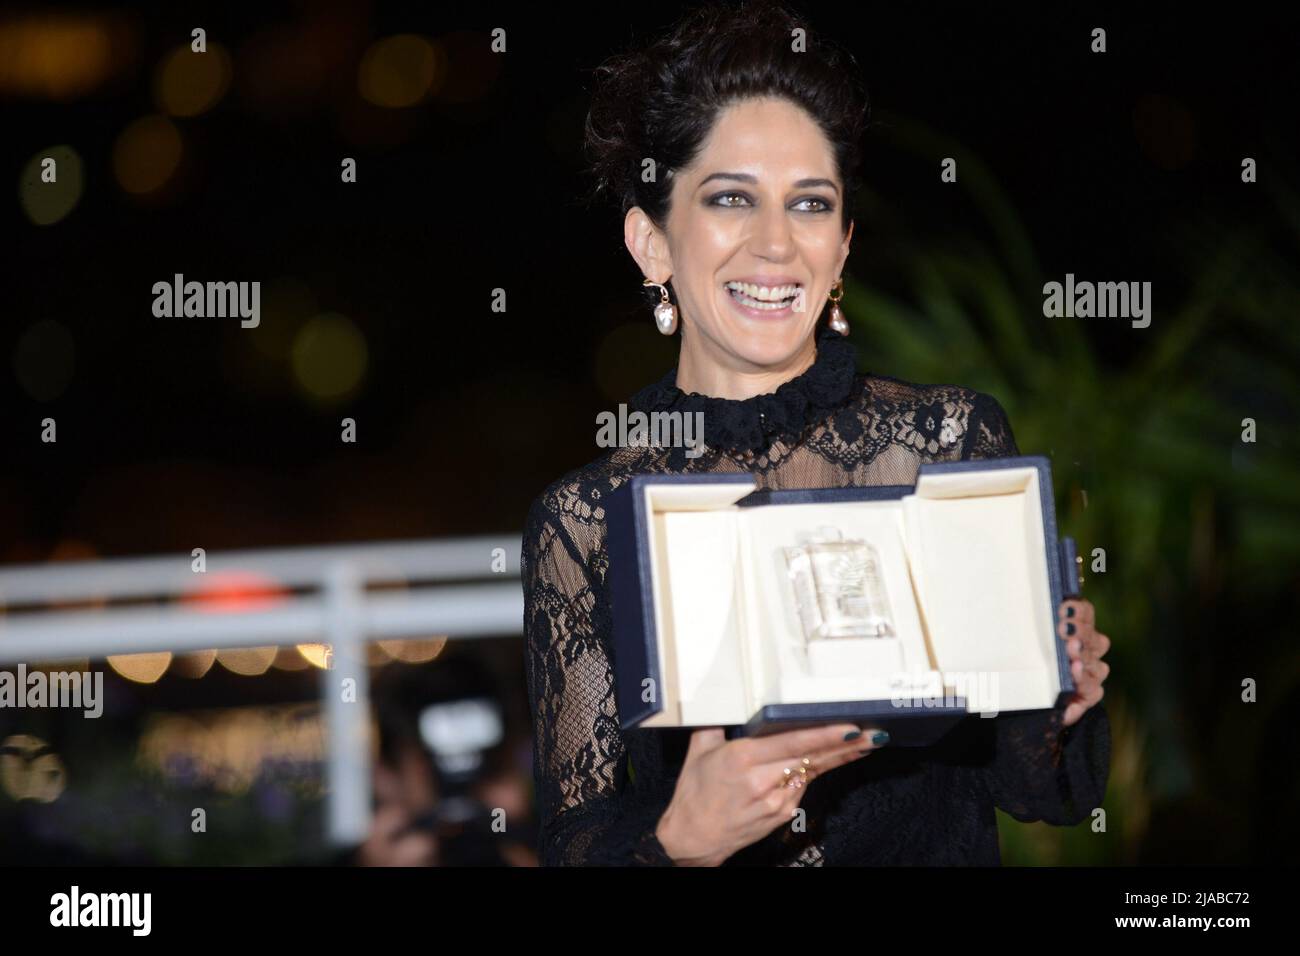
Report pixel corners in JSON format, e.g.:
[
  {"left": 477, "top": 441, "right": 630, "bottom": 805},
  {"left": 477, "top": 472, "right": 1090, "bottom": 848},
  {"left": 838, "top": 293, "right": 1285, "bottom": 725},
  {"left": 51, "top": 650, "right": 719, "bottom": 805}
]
[{"left": 181, "top": 570, "right": 291, "bottom": 613}]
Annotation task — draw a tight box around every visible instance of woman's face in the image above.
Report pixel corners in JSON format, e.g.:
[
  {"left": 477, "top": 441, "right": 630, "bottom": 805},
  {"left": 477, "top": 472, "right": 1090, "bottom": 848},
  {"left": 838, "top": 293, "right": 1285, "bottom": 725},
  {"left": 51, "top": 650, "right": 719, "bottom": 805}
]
[{"left": 651, "top": 96, "right": 853, "bottom": 372}]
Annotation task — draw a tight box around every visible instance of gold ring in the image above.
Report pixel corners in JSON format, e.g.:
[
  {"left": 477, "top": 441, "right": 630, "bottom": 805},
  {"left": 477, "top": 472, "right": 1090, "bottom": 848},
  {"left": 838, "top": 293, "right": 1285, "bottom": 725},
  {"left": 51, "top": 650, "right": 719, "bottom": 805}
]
[{"left": 779, "top": 756, "right": 814, "bottom": 790}]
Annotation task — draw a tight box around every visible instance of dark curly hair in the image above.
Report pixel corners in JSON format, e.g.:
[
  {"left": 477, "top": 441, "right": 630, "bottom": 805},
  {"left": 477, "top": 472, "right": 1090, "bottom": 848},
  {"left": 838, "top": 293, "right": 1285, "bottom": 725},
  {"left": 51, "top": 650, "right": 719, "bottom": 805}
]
[{"left": 583, "top": 0, "right": 870, "bottom": 237}]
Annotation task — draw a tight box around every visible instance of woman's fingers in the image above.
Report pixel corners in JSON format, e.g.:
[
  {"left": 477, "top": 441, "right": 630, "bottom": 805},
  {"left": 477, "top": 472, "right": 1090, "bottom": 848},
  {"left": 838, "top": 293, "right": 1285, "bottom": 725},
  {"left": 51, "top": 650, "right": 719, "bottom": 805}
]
[
  {"left": 1062, "top": 698, "right": 1087, "bottom": 728},
  {"left": 1063, "top": 651, "right": 1108, "bottom": 727},
  {"left": 1084, "top": 659, "right": 1110, "bottom": 682},
  {"left": 1058, "top": 600, "right": 1095, "bottom": 661},
  {"left": 749, "top": 727, "right": 889, "bottom": 797},
  {"left": 1059, "top": 598, "right": 1095, "bottom": 626},
  {"left": 1058, "top": 615, "right": 1091, "bottom": 649},
  {"left": 710, "top": 723, "right": 892, "bottom": 833},
  {"left": 1070, "top": 652, "right": 1110, "bottom": 683},
  {"left": 672, "top": 723, "right": 893, "bottom": 863},
  {"left": 739, "top": 723, "right": 864, "bottom": 767},
  {"left": 685, "top": 727, "right": 729, "bottom": 760},
  {"left": 1071, "top": 657, "right": 1096, "bottom": 685}
]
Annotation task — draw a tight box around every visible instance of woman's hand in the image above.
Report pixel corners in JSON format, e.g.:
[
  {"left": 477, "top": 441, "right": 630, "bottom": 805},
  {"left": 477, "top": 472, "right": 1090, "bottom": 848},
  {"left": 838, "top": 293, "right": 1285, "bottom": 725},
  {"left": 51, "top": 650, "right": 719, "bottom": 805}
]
[
  {"left": 1058, "top": 598, "right": 1111, "bottom": 728},
  {"left": 654, "top": 722, "right": 886, "bottom": 866}
]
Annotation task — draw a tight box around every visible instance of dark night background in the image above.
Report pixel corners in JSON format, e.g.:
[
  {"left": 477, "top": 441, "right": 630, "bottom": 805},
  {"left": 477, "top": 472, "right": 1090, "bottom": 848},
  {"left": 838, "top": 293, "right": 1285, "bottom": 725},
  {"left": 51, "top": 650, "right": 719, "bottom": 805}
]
[{"left": 2, "top": 2, "right": 1298, "bottom": 865}]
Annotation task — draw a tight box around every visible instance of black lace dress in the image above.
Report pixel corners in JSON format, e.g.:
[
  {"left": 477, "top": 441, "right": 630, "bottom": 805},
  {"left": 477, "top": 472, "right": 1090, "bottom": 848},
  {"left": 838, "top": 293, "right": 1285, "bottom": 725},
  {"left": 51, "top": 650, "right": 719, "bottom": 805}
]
[{"left": 521, "top": 329, "right": 1111, "bottom": 865}]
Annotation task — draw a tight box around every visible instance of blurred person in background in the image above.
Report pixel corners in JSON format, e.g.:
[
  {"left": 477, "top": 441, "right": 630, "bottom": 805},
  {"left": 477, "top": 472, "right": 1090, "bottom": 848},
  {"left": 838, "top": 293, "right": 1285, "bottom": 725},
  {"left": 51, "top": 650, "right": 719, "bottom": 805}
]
[{"left": 349, "top": 654, "right": 538, "bottom": 866}]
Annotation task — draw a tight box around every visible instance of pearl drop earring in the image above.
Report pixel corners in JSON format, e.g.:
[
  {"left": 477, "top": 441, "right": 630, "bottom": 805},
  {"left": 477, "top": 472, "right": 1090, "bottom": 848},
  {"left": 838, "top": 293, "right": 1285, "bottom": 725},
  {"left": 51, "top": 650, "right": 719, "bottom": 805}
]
[
  {"left": 642, "top": 278, "right": 678, "bottom": 335},
  {"left": 828, "top": 277, "right": 849, "bottom": 335}
]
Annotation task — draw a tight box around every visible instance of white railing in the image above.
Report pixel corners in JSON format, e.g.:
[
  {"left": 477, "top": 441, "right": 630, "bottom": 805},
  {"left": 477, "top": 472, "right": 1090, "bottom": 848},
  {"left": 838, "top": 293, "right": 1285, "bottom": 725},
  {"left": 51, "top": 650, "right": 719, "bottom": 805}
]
[{"left": 0, "top": 536, "right": 524, "bottom": 846}]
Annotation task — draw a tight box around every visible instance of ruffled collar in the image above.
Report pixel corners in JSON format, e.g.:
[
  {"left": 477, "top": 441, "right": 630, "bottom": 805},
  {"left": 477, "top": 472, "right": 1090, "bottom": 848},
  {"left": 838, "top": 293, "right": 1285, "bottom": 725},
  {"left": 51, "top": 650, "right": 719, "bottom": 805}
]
[{"left": 628, "top": 329, "right": 859, "bottom": 456}]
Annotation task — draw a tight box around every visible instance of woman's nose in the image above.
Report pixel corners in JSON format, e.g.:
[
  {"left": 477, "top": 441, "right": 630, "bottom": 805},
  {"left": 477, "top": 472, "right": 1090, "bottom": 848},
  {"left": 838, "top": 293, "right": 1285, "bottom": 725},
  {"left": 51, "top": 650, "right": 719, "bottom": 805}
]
[{"left": 748, "top": 203, "right": 794, "bottom": 258}]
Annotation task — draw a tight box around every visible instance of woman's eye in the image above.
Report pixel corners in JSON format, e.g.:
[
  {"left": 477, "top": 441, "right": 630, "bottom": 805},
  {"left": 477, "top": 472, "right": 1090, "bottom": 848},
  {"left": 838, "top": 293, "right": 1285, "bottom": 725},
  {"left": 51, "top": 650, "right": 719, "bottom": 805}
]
[
  {"left": 795, "top": 197, "right": 834, "bottom": 213},
  {"left": 707, "top": 193, "right": 834, "bottom": 212}
]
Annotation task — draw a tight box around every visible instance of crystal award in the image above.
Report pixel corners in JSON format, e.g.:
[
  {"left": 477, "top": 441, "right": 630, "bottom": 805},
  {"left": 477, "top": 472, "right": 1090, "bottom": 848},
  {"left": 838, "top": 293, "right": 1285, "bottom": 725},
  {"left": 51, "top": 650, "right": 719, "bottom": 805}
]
[{"left": 784, "top": 527, "right": 895, "bottom": 641}]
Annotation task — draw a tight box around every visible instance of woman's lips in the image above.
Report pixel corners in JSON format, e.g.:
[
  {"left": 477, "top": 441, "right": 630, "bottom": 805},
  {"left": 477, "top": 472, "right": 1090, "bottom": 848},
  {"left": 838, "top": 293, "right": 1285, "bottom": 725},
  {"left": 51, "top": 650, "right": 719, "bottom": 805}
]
[{"left": 722, "top": 284, "right": 801, "bottom": 320}]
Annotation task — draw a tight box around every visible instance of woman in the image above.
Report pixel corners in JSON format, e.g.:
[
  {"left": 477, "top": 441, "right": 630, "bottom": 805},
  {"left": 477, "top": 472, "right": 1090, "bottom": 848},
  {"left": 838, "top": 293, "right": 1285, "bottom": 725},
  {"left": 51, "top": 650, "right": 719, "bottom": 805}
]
[{"left": 522, "top": 0, "right": 1111, "bottom": 866}]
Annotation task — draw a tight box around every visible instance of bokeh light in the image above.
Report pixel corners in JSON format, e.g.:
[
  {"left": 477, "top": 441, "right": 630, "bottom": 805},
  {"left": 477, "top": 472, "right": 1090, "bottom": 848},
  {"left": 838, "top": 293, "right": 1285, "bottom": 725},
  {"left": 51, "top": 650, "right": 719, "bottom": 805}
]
[
  {"left": 181, "top": 570, "right": 290, "bottom": 613},
  {"left": 112, "top": 115, "right": 182, "bottom": 195},
  {"left": 137, "top": 706, "right": 325, "bottom": 796},
  {"left": 377, "top": 636, "right": 447, "bottom": 664},
  {"left": 18, "top": 145, "right": 84, "bottom": 225},
  {"left": 236, "top": 16, "right": 355, "bottom": 118},
  {"left": 171, "top": 650, "right": 217, "bottom": 679},
  {"left": 13, "top": 319, "right": 75, "bottom": 401},
  {"left": 177, "top": 574, "right": 290, "bottom": 676},
  {"left": 0, "top": 16, "right": 124, "bottom": 99},
  {"left": 272, "top": 646, "right": 310, "bottom": 671},
  {"left": 108, "top": 652, "right": 172, "bottom": 684},
  {"left": 357, "top": 34, "right": 442, "bottom": 108},
  {"left": 48, "top": 540, "right": 96, "bottom": 563},
  {"left": 290, "top": 312, "right": 368, "bottom": 402},
  {"left": 154, "top": 41, "right": 232, "bottom": 116},
  {"left": 294, "top": 643, "right": 332, "bottom": 669},
  {"left": 216, "top": 646, "right": 277, "bottom": 676}
]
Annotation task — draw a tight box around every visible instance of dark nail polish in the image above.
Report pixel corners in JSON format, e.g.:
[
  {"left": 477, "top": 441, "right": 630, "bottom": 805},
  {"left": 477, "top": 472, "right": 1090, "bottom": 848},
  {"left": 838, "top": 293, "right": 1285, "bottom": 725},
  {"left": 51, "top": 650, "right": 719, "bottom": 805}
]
[
  {"left": 1066, "top": 605, "right": 1076, "bottom": 618},
  {"left": 871, "top": 730, "right": 890, "bottom": 746},
  {"left": 1066, "top": 622, "right": 1076, "bottom": 636},
  {"left": 843, "top": 730, "right": 861, "bottom": 741}
]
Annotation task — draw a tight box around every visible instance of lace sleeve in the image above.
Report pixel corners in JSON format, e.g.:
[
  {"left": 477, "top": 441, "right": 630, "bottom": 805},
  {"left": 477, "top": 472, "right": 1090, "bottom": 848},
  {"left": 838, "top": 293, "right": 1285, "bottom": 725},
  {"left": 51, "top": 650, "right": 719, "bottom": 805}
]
[
  {"left": 521, "top": 489, "right": 677, "bottom": 866},
  {"left": 961, "top": 390, "right": 1021, "bottom": 461},
  {"left": 963, "top": 391, "right": 1112, "bottom": 825},
  {"left": 976, "top": 700, "right": 1111, "bottom": 825}
]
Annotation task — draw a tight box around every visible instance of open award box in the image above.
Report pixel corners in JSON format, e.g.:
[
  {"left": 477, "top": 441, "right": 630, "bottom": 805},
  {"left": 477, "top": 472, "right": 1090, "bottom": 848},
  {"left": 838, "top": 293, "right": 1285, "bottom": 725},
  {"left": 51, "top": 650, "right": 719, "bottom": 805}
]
[{"left": 607, "top": 456, "right": 1082, "bottom": 746}]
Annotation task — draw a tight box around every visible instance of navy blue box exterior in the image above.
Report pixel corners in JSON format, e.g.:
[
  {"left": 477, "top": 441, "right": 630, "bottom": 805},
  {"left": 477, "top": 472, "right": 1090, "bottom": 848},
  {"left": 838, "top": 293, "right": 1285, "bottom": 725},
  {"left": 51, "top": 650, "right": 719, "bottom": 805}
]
[{"left": 608, "top": 457, "right": 1076, "bottom": 745}]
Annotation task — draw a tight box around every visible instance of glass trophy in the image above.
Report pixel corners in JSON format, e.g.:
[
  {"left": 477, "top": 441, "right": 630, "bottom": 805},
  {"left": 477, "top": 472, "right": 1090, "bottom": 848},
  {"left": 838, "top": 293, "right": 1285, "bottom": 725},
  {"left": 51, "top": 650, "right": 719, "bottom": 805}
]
[{"left": 784, "top": 527, "right": 895, "bottom": 642}]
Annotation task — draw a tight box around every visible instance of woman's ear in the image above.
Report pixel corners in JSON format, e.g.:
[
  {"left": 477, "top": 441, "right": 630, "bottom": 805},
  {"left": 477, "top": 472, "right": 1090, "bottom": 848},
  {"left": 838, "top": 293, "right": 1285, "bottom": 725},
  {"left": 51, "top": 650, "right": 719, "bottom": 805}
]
[
  {"left": 837, "top": 218, "right": 854, "bottom": 273},
  {"left": 624, "top": 207, "right": 673, "bottom": 282}
]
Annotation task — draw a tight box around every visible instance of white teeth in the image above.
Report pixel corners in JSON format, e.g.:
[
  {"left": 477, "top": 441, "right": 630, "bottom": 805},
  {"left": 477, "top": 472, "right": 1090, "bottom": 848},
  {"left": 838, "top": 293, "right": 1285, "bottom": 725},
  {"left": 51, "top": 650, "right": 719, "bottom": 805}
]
[{"left": 724, "top": 281, "right": 801, "bottom": 305}]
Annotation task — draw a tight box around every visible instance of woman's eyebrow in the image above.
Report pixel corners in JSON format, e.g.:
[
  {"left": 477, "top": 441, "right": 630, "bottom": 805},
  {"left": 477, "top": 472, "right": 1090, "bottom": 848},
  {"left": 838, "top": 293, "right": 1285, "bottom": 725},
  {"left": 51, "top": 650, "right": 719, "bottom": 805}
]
[{"left": 697, "top": 171, "right": 840, "bottom": 195}]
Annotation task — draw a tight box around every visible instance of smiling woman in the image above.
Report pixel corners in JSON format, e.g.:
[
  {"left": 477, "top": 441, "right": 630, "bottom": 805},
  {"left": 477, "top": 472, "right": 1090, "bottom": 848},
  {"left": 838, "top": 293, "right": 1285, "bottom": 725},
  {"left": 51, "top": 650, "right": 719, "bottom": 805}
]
[
  {"left": 586, "top": 3, "right": 866, "bottom": 392},
  {"left": 522, "top": 0, "right": 1112, "bottom": 867},
  {"left": 631, "top": 96, "right": 855, "bottom": 383}
]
